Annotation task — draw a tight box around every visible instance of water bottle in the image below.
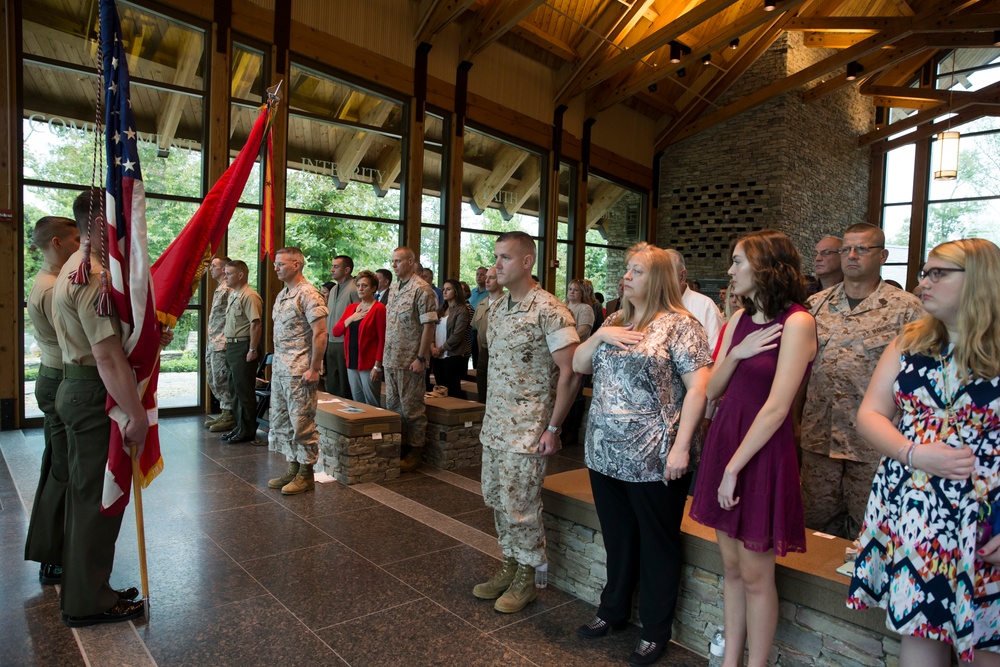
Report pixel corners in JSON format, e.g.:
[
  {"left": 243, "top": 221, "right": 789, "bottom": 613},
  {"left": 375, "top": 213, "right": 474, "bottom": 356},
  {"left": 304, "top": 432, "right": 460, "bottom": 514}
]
[
  {"left": 708, "top": 628, "right": 725, "bottom": 667},
  {"left": 534, "top": 562, "right": 548, "bottom": 589}
]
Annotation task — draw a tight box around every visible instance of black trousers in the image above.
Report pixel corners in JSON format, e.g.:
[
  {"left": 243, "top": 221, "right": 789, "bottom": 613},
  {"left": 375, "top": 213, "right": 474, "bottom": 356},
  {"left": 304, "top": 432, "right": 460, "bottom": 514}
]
[
  {"left": 589, "top": 468, "right": 691, "bottom": 644},
  {"left": 225, "top": 340, "right": 257, "bottom": 437},
  {"left": 431, "top": 355, "right": 466, "bottom": 399},
  {"left": 476, "top": 347, "right": 489, "bottom": 403},
  {"left": 471, "top": 330, "right": 480, "bottom": 369},
  {"left": 25, "top": 369, "right": 68, "bottom": 565},
  {"left": 324, "top": 342, "right": 350, "bottom": 399}
]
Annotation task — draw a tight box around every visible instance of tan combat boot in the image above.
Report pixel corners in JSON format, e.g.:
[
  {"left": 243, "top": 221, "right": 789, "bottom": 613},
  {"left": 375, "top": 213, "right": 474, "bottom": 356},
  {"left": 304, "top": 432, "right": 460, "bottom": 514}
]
[
  {"left": 399, "top": 448, "right": 423, "bottom": 473},
  {"left": 494, "top": 563, "right": 537, "bottom": 613},
  {"left": 268, "top": 461, "right": 300, "bottom": 490},
  {"left": 208, "top": 409, "right": 235, "bottom": 432},
  {"left": 281, "top": 463, "right": 315, "bottom": 495},
  {"left": 204, "top": 413, "right": 221, "bottom": 427},
  {"left": 472, "top": 557, "right": 518, "bottom": 600}
]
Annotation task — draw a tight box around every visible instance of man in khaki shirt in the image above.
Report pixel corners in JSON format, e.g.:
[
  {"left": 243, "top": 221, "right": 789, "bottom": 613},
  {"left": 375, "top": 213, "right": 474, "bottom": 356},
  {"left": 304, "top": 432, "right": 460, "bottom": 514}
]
[
  {"left": 223, "top": 260, "right": 263, "bottom": 444},
  {"left": 470, "top": 267, "right": 503, "bottom": 401},
  {"left": 204, "top": 256, "right": 234, "bottom": 432},
  {"left": 24, "top": 215, "right": 79, "bottom": 586}
]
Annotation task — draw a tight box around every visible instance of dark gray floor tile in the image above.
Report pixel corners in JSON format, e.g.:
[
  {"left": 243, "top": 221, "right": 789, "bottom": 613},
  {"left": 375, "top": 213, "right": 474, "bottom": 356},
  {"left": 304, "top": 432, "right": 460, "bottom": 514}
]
[
  {"left": 308, "top": 505, "right": 459, "bottom": 565},
  {"left": 453, "top": 507, "right": 498, "bottom": 537},
  {"left": 318, "top": 599, "right": 535, "bottom": 667},
  {"left": 383, "top": 544, "right": 576, "bottom": 633},
  {"left": 216, "top": 450, "right": 288, "bottom": 488},
  {"left": 378, "top": 475, "right": 487, "bottom": 516},
  {"left": 545, "top": 453, "right": 587, "bottom": 475},
  {"left": 197, "top": 503, "right": 332, "bottom": 562},
  {"left": 271, "top": 478, "right": 378, "bottom": 518},
  {"left": 0, "top": 603, "right": 85, "bottom": 667},
  {"left": 243, "top": 541, "right": 422, "bottom": 629},
  {"left": 116, "top": 495, "right": 210, "bottom": 548},
  {"left": 108, "top": 535, "right": 269, "bottom": 616},
  {"left": 152, "top": 472, "right": 272, "bottom": 516},
  {"left": 141, "top": 595, "right": 345, "bottom": 667},
  {"left": 197, "top": 436, "right": 271, "bottom": 460},
  {"left": 452, "top": 464, "right": 482, "bottom": 482}
]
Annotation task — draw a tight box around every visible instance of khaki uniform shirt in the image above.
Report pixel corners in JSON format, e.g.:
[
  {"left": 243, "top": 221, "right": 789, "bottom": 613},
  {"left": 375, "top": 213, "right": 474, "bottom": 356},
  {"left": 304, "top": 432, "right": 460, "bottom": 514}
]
[
  {"left": 327, "top": 277, "right": 360, "bottom": 343},
  {"left": 272, "top": 280, "right": 328, "bottom": 377},
  {"left": 208, "top": 281, "right": 232, "bottom": 352},
  {"left": 801, "top": 281, "right": 923, "bottom": 462},
  {"left": 471, "top": 293, "right": 503, "bottom": 353},
  {"left": 52, "top": 251, "right": 122, "bottom": 367},
  {"left": 224, "top": 284, "right": 263, "bottom": 339},
  {"left": 480, "top": 285, "right": 580, "bottom": 455},
  {"left": 384, "top": 274, "right": 438, "bottom": 369},
  {"left": 27, "top": 261, "right": 63, "bottom": 368}
]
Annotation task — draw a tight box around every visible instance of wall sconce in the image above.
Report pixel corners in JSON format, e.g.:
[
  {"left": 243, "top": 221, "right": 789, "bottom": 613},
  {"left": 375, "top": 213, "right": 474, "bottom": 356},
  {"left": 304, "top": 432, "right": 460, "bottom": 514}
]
[
  {"left": 729, "top": 38, "right": 740, "bottom": 50},
  {"left": 934, "top": 131, "right": 961, "bottom": 181},
  {"left": 846, "top": 61, "right": 864, "bottom": 81}
]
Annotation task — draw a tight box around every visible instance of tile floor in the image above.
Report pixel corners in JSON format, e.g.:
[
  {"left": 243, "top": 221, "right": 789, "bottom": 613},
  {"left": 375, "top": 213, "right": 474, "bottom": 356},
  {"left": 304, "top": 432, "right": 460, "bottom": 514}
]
[{"left": 0, "top": 415, "right": 704, "bottom": 667}]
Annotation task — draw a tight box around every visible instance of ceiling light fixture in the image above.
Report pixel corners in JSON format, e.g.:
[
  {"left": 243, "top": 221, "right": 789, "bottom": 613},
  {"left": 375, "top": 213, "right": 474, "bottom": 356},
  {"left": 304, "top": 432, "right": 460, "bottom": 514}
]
[
  {"left": 729, "top": 38, "right": 740, "bottom": 50},
  {"left": 648, "top": 83, "right": 658, "bottom": 93},
  {"left": 764, "top": 0, "right": 776, "bottom": 10},
  {"left": 677, "top": 68, "right": 686, "bottom": 78},
  {"left": 935, "top": 51, "right": 962, "bottom": 181},
  {"left": 845, "top": 61, "right": 864, "bottom": 81},
  {"left": 669, "top": 42, "right": 682, "bottom": 63},
  {"left": 702, "top": 53, "right": 712, "bottom": 65}
]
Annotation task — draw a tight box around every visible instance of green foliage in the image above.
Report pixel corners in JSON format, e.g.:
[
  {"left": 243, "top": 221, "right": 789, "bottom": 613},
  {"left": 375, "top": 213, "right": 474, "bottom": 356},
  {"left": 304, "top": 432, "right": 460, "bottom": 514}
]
[{"left": 160, "top": 353, "right": 199, "bottom": 373}]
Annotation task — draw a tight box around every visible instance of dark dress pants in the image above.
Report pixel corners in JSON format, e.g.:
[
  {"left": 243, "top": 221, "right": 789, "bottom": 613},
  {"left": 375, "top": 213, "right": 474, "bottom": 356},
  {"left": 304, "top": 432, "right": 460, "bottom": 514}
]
[
  {"left": 476, "top": 347, "right": 489, "bottom": 403},
  {"left": 431, "top": 355, "right": 466, "bottom": 400},
  {"left": 56, "top": 377, "right": 124, "bottom": 616},
  {"left": 226, "top": 340, "right": 257, "bottom": 437},
  {"left": 325, "top": 342, "right": 350, "bottom": 399},
  {"left": 25, "top": 369, "right": 68, "bottom": 564},
  {"left": 589, "top": 468, "right": 691, "bottom": 644}
]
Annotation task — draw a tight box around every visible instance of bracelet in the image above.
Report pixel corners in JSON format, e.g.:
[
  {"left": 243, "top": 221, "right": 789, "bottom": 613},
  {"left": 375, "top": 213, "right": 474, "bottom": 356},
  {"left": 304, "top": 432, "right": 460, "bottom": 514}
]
[
  {"left": 905, "top": 443, "right": 917, "bottom": 472},
  {"left": 895, "top": 443, "right": 909, "bottom": 465}
]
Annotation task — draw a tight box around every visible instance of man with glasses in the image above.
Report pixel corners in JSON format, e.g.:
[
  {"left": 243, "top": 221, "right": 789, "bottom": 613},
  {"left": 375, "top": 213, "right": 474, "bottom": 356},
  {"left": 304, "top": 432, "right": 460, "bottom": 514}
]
[
  {"left": 807, "top": 236, "right": 844, "bottom": 296},
  {"left": 798, "top": 223, "right": 922, "bottom": 539}
]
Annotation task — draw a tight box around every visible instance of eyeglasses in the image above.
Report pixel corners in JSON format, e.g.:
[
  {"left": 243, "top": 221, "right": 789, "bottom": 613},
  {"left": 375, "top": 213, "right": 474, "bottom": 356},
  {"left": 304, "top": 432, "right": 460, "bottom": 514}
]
[
  {"left": 815, "top": 249, "right": 839, "bottom": 257},
  {"left": 918, "top": 267, "right": 965, "bottom": 282},
  {"left": 837, "top": 245, "right": 884, "bottom": 256}
]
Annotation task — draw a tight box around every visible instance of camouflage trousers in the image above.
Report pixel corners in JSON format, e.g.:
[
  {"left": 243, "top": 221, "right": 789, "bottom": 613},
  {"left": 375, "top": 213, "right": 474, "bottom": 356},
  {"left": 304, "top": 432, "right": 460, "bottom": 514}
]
[
  {"left": 267, "top": 374, "right": 319, "bottom": 465},
  {"left": 205, "top": 347, "right": 232, "bottom": 410},
  {"left": 481, "top": 445, "right": 549, "bottom": 567},
  {"left": 800, "top": 450, "right": 879, "bottom": 540},
  {"left": 384, "top": 367, "right": 426, "bottom": 449}
]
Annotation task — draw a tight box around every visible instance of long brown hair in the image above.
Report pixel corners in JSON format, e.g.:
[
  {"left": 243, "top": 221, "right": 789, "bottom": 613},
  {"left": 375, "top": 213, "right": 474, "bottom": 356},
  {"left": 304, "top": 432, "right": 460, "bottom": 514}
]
[
  {"left": 437, "top": 278, "right": 467, "bottom": 317},
  {"left": 735, "top": 230, "right": 807, "bottom": 320},
  {"left": 607, "top": 243, "right": 692, "bottom": 332}
]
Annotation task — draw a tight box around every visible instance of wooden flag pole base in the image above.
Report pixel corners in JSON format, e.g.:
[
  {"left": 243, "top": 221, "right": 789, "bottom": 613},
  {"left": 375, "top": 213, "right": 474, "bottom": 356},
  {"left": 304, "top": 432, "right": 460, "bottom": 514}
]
[{"left": 129, "top": 444, "right": 150, "bottom": 620}]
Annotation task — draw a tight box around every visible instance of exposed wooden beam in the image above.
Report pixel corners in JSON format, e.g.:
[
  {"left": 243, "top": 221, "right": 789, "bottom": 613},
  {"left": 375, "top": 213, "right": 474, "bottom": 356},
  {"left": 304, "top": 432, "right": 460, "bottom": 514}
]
[
  {"left": 510, "top": 21, "right": 577, "bottom": 62},
  {"left": 501, "top": 157, "right": 540, "bottom": 219},
  {"left": 587, "top": 180, "right": 626, "bottom": 229},
  {"left": 879, "top": 105, "right": 1000, "bottom": 152},
  {"left": 415, "top": 0, "right": 476, "bottom": 44},
  {"left": 865, "top": 84, "right": 957, "bottom": 102},
  {"left": 593, "top": 0, "right": 812, "bottom": 112},
  {"left": 331, "top": 99, "right": 393, "bottom": 187},
  {"left": 230, "top": 48, "right": 259, "bottom": 99},
  {"left": 156, "top": 30, "right": 204, "bottom": 152},
  {"left": 803, "top": 31, "right": 876, "bottom": 47},
  {"left": 374, "top": 144, "right": 402, "bottom": 196},
  {"left": 859, "top": 80, "right": 1000, "bottom": 146},
  {"left": 784, "top": 16, "right": 910, "bottom": 31},
  {"left": 576, "top": 0, "right": 744, "bottom": 93},
  {"left": 460, "top": 0, "right": 546, "bottom": 62},
  {"left": 470, "top": 143, "right": 527, "bottom": 213},
  {"left": 890, "top": 0, "right": 916, "bottom": 17},
  {"left": 870, "top": 95, "right": 943, "bottom": 110},
  {"left": 800, "top": 35, "right": 927, "bottom": 103},
  {"left": 865, "top": 47, "right": 937, "bottom": 86}
]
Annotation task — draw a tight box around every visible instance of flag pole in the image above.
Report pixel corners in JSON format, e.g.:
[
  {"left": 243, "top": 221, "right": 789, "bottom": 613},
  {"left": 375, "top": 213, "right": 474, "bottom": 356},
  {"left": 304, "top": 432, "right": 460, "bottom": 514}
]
[{"left": 129, "top": 443, "right": 150, "bottom": 619}]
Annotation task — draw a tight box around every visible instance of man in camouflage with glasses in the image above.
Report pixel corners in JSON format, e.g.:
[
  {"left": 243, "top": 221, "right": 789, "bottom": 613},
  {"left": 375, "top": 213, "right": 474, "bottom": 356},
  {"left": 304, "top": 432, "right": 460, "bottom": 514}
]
[{"left": 798, "top": 223, "right": 922, "bottom": 539}]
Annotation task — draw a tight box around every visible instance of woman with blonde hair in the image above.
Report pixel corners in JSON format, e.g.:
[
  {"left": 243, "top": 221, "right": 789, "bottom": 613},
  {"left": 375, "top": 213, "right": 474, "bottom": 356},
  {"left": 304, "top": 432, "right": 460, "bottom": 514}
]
[
  {"left": 573, "top": 243, "right": 712, "bottom": 666},
  {"left": 566, "top": 279, "right": 596, "bottom": 341},
  {"left": 848, "top": 238, "right": 1000, "bottom": 665},
  {"left": 690, "top": 230, "right": 816, "bottom": 667}
]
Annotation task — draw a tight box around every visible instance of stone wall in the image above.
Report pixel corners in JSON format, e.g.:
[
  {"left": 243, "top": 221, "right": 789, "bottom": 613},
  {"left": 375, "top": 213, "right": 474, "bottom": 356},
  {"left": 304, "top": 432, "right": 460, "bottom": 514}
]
[
  {"left": 318, "top": 427, "right": 401, "bottom": 484},
  {"left": 425, "top": 422, "right": 483, "bottom": 469},
  {"left": 657, "top": 32, "right": 872, "bottom": 280},
  {"left": 542, "top": 510, "right": 901, "bottom": 666}
]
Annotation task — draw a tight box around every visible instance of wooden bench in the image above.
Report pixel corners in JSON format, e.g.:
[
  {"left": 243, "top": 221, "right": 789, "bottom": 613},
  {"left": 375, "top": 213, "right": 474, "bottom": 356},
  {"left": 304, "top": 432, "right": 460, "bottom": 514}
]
[{"left": 315, "top": 392, "right": 401, "bottom": 484}]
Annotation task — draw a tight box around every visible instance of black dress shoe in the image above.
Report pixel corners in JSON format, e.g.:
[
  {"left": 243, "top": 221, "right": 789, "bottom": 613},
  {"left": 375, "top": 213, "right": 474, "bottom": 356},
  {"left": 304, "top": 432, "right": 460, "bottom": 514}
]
[
  {"left": 227, "top": 434, "right": 257, "bottom": 444},
  {"left": 577, "top": 616, "right": 629, "bottom": 639},
  {"left": 65, "top": 599, "right": 145, "bottom": 627},
  {"left": 117, "top": 587, "right": 140, "bottom": 601},
  {"left": 220, "top": 428, "right": 242, "bottom": 441},
  {"left": 39, "top": 563, "right": 62, "bottom": 585},
  {"left": 628, "top": 639, "right": 666, "bottom": 666}
]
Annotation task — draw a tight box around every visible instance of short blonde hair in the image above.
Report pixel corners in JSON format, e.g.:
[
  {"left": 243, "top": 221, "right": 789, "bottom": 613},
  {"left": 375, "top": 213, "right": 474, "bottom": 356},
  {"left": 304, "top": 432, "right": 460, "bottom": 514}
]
[
  {"left": 899, "top": 238, "right": 1000, "bottom": 381},
  {"left": 608, "top": 243, "right": 694, "bottom": 333}
]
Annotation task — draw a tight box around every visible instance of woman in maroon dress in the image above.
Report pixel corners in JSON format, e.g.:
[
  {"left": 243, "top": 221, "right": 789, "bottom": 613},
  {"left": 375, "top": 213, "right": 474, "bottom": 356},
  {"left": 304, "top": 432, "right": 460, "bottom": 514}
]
[{"left": 690, "top": 230, "right": 817, "bottom": 667}]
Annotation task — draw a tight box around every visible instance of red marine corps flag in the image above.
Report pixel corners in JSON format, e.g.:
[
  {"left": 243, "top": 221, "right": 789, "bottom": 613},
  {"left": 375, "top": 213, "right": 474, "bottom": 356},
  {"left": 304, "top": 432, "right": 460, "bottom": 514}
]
[{"left": 99, "top": 0, "right": 163, "bottom": 516}]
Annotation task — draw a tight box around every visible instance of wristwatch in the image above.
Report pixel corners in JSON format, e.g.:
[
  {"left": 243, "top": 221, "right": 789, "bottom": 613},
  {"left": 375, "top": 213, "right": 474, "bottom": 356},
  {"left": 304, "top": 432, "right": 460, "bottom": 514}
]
[
  {"left": 546, "top": 424, "right": 560, "bottom": 434},
  {"left": 249, "top": 348, "right": 256, "bottom": 353},
  {"left": 416, "top": 355, "right": 427, "bottom": 363}
]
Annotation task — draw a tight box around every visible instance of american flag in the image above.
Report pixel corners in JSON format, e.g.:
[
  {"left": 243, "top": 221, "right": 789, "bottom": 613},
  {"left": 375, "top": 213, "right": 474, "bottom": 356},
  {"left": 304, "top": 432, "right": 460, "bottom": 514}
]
[{"left": 100, "top": 0, "right": 163, "bottom": 515}]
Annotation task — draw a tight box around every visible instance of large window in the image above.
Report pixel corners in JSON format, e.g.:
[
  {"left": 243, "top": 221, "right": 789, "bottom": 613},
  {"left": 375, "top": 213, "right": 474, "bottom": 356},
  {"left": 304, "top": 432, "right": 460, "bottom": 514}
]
[
  {"left": 420, "top": 113, "right": 447, "bottom": 277},
  {"left": 459, "top": 128, "right": 544, "bottom": 287},
  {"left": 21, "top": 0, "right": 208, "bottom": 417},
  {"left": 584, "top": 173, "right": 646, "bottom": 297},
  {"left": 283, "top": 63, "right": 405, "bottom": 288}
]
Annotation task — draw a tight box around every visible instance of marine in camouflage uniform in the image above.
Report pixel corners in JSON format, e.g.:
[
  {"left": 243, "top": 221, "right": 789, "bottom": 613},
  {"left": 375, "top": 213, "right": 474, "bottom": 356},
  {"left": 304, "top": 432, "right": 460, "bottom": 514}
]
[
  {"left": 205, "top": 267, "right": 232, "bottom": 428},
  {"left": 480, "top": 284, "right": 580, "bottom": 568},
  {"left": 266, "top": 249, "right": 328, "bottom": 495},
  {"left": 800, "top": 280, "right": 922, "bottom": 538},
  {"left": 383, "top": 272, "right": 438, "bottom": 454}
]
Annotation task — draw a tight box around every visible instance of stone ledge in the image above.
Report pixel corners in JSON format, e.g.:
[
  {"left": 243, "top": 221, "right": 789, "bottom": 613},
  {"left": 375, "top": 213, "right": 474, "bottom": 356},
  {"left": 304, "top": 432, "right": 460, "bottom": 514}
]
[{"left": 316, "top": 392, "right": 401, "bottom": 484}]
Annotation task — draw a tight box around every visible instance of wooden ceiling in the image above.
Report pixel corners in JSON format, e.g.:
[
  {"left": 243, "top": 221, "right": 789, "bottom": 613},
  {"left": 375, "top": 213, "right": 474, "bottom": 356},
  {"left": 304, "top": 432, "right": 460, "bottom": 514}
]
[{"left": 416, "top": 0, "right": 1000, "bottom": 150}]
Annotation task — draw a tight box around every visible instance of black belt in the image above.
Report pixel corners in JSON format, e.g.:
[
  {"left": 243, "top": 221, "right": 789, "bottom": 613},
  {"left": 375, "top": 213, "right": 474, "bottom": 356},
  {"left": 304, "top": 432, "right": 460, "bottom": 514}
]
[
  {"left": 38, "top": 364, "right": 64, "bottom": 379},
  {"left": 227, "top": 337, "right": 249, "bottom": 344},
  {"left": 64, "top": 364, "right": 101, "bottom": 380}
]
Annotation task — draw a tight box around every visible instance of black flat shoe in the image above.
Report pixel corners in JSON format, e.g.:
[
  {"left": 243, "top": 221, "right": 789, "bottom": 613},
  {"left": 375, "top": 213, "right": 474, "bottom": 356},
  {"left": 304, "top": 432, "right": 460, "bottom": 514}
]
[
  {"left": 65, "top": 599, "right": 145, "bottom": 627},
  {"left": 39, "top": 563, "right": 62, "bottom": 585},
  {"left": 628, "top": 639, "right": 666, "bottom": 666},
  {"left": 577, "top": 616, "right": 629, "bottom": 639}
]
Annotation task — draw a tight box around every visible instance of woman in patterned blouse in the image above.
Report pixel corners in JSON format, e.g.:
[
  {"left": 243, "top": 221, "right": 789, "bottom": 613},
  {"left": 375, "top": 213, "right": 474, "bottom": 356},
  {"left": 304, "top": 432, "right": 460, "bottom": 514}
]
[{"left": 571, "top": 243, "right": 712, "bottom": 667}]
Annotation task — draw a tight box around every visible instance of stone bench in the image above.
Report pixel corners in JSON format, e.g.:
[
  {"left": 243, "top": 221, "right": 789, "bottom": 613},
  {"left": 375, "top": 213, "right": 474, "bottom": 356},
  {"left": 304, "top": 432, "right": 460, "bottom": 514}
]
[
  {"left": 315, "top": 391, "right": 401, "bottom": 484},
  {"left": 423, "top": 396, "right": 485, "bottom": 470},
  {"left": 541, "top": 469, "right": 898, "bottom": 665}
]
